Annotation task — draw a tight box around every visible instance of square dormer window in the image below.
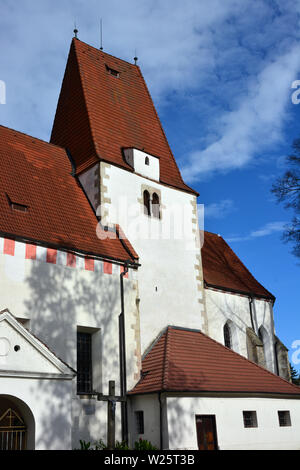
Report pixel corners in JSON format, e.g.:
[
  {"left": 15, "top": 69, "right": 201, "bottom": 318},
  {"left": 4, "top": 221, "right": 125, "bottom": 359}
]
[
  {"left": 105, "top": 65, "right": 120, "bottom": 78},
  {"left": 6, "top": 194, "right": 29, "bottom": 213}
]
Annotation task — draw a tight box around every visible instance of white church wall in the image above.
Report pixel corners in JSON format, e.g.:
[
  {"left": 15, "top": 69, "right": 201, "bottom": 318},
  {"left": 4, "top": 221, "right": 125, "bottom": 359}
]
[
  {"left": 98, "top": 162, "right": 206, "bottom": 354},
  {"left": 0, "top": 238, "right": 140, "bottom": 448},
  {"left": 166, "top": 395, "right": 300, "bottom": 450},
  {"left": 128, "top": 394, "right": 161, "bottom": 449},
  {"left": 205, "top": 288, "right": 276, "bottom": 372}
]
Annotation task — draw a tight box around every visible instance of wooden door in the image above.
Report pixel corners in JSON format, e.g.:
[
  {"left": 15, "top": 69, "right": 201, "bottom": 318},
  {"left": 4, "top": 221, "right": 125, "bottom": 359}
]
[{"left": 195, "top": 415, "right": 218, "bottom": 450}]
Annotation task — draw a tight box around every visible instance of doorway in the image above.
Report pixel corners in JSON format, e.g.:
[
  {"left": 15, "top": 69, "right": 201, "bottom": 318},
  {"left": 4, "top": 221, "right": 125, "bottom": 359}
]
[
  {"left": 0, "top": 396, "right": 35, "bottom": 450},
  {"left": 195, "top": 415, "right": 218, "bottom": 450}
]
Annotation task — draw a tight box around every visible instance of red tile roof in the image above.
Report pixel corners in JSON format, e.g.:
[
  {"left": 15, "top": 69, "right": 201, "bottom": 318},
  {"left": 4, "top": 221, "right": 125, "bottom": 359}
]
[
  {"left": 50, "top": 38, "right": 197, "bottom": 195},
  {"left": 129, "top": 326, "right": 300, "bottom": 396},
  {"left": 201, "top": 231, "right": 275, "bottom": 300},
  {"left": 0, "top": 125, "right": 138, "bottom": 264}
]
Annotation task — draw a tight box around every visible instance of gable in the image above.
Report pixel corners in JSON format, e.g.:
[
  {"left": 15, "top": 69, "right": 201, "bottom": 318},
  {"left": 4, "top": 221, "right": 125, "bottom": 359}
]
[
  {"left": 0, "top": 125, "right": 138, "bottom": 265},
  {"left": 201, "top": 231, "right": 275, "bottom": 300},
  {"left": 0, "top": 310, "right": 75, "bottom": 379}
]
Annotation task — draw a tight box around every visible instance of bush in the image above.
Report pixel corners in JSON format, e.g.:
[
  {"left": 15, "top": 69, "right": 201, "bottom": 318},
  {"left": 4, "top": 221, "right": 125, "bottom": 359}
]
[
  {"left": 134, "top": 438, "right": 158, "bottom": 450},
  {"left": 76, "top": 437, "right": 157, "bottom": 450}
]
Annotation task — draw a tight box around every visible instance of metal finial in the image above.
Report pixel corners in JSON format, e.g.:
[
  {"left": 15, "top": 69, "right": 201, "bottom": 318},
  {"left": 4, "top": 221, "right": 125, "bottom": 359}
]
[
  {"left": 134, "top": 56, "right": 138, "bottom": 65},
  {"left": 74, "top": 22, "right": 78, "bottom": 38}
]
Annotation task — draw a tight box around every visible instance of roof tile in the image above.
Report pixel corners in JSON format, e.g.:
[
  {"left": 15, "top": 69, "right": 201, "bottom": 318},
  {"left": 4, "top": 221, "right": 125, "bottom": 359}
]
[{"left": 130, "top": 326, "right": 300, "bottom": 396}]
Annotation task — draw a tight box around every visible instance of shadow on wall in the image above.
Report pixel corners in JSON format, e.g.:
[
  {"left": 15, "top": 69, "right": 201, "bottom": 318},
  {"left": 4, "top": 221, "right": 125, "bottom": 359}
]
[
  {"left": 23, "top": 258, "right": 122, "bottom": 450},
  {"left": 165, "top": 361, "right": 207, "bottom": 450}
]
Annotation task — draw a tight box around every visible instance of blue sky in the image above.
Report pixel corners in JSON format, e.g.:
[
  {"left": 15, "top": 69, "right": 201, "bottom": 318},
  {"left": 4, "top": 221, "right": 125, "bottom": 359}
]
[{"left": 0, "top": 0, "right": 299, "bottom": 372}]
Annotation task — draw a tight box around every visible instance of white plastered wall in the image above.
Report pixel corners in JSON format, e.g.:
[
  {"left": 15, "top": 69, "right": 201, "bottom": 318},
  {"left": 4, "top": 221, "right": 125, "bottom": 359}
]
[
  {"left": 166, "top": 395, "right": 300, "bottom": 450},
  {"left": 0, "top": 244, "right": 140, "bottom": 448},
  {"left": 99, "top": 162, "right": 206, "bottom": 354},
  {"left": 205, "top": 288, "right": 276, "bottom": 372},
  {"left": 1, "top": 378, "right": 73, "bottom": 450}
]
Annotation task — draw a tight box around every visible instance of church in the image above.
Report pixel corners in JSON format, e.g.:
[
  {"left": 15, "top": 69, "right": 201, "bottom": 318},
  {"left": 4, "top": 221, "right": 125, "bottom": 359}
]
[{"left": 0, "top": 37, "right": 299, "bottom": 451}]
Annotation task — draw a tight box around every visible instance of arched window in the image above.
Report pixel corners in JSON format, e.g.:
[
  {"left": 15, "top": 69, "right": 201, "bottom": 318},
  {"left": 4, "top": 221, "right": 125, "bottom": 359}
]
[
  {"left": 152, "top": 193, "right": 160, "bottom": 219},
  {"left": 258, "top": 326, "right": 273, "bottom": 371},
  {"left": 145, "top": 156, "right": 150, "bottom": 166},
  {"left": 143, "top": 190, "right": 151, "bottom": 216},
  {"left": 223, "top": 323, "right": 232, "bottom": 349}
]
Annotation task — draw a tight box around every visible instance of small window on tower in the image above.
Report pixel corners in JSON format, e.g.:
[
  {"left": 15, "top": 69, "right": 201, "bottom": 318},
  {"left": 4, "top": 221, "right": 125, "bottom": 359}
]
[
  {"left": 223, "top": 323, "right": 232, "bottom": 349},
  {"left": 145, "top": 156, "right": 150, "bottom": 166},
  {"left": 143, "top": 190, "right": 151, "bottom": 216},
  {"left": 6, "top": 194, "right": 29, "bottom": 213},
  {"left": 152, "top": 193, "right": 160, "bottom": 219},
  {"left": 105, "top": 65, "right": 120, "bottom": 78}
]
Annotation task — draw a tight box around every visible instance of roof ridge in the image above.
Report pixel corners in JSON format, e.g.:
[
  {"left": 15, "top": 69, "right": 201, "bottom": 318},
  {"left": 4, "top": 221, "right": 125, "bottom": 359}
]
[
  {"left": 73, "top": 38, "right": 140, "bottom": 68},
  {"left": 0, "top": 123, "right": 65, "bottom": 151},
  {"left": 162, "top": 326, "right": 171, "bottom": 390},
  {"left": 71, "top": 39, "right": 100, "bottom": 161}
]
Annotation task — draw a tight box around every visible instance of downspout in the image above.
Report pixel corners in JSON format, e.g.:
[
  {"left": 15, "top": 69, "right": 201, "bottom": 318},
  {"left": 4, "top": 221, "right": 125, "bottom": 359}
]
[
  {"left": 269, "top": 299, "right": 279, "bottom": 375},
  {"left": 119, "top": 260, "right": 130, "bottom": 443},
  {"left": 248, "top": 295, "right": 255, "bottom": 332},
  {"left": 158, "top": 392, "right": 163, "bottom": 450}
]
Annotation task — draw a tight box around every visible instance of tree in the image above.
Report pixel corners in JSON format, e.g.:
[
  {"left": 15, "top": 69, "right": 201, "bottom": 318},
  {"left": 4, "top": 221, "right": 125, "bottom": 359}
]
[
  {"left": 271, "top": 139, "right": 300, "bottom": 258},
  {"left": 290, "top": 363, "right": 300, "bottom": 386}
]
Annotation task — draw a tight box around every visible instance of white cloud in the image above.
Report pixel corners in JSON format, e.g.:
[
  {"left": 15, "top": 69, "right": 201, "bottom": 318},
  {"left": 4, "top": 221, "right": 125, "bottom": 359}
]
[
  {"left": 204, "top": 199, "right": 235, "bottom": 219},
  {"left": 181, "top": 43, "right": 300, "bottom": 182},
  {"left": 226, "top": 221, "right": 287, "bottom": 243},
  {"left": 0, "top": 0, "right": 299, "bottom": 169}
]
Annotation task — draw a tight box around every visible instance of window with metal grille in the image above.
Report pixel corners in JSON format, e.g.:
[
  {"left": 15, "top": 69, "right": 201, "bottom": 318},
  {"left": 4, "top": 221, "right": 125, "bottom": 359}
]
[
  {"left": 77, "top": 332, "right": 93, "bottom": 394},
  {"left": 135, "top": 411, "right": 144, "bottom": 434},
  {"left": 243, "top": 411, "right": 258, "bottom": 428},
  {"left": 278, "top": 411, "right": 291, "bottom": 427}
]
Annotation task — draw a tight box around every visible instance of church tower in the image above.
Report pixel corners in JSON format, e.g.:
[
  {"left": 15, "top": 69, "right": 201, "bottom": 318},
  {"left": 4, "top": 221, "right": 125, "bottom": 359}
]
[{"left": 50, "top": 38, "right": 207, "bottom": 353}]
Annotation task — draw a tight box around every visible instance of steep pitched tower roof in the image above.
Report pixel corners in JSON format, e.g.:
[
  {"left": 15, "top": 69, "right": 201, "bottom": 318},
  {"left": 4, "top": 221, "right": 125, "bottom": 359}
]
[{"left": 50, "top": 38, "right": 197, "bottom": 195}]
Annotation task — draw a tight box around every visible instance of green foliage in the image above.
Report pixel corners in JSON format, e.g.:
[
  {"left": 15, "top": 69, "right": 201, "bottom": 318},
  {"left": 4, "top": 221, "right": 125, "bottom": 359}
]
[
  {"left": 76, "top": 437, "right": 157, "bottom": 450},
  {"left": 115, "top": 440, "right": 131, "bottom": 450},
  {"left": 290, "top": 363, "right": 300, "bottom": 385},
  {"left": 134, "top": 438, "right": 158, "bottom": 450},
  {"left": 77, "top": 440, "right": 92, "bottom": 450}
]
